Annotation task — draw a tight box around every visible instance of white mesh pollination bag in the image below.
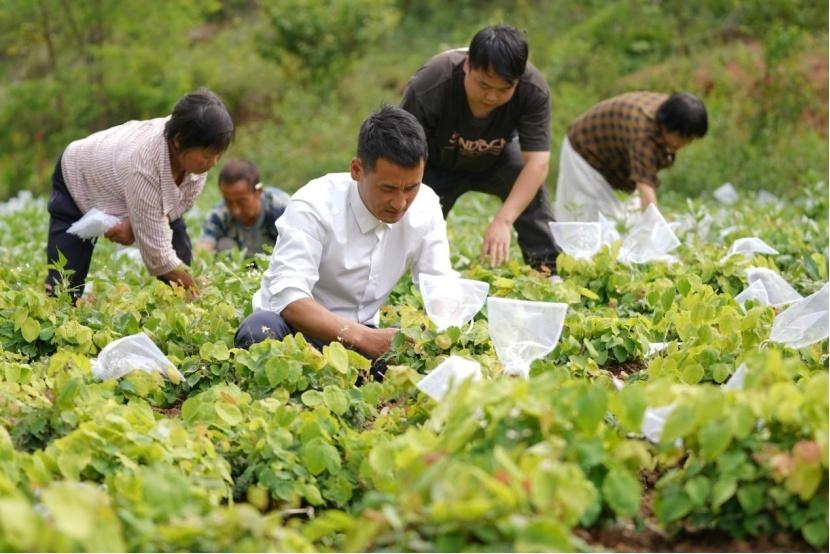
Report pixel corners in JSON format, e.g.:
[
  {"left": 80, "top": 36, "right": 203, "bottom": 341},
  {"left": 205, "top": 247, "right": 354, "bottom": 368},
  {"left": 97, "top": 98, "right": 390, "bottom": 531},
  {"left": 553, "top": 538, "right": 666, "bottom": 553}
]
[
  {"left": 734, "top": 279, "right": 771, "bottom": 307},
  {"left": 486, "top": 297, "right": 568, "bottom": 378},
  {"left": 598, "top": 212, "right": 622, "bottom": 246},
  {"left": 420, "top": 274, "right": 489, "bottom": 331},
  {"left": 549, "top": 221, "right": 602, "bottom": 260},
  {"left": 713, "top": 182, "right": 739, "bottom": 205},
  {"left": 641, "top": 404, "right": 677, "bottom": 443},
  {"left": 92, "top": 332, "right": 183, "bottom": 382},
  {"left": 745, "top": 267, "right": 802, "bottom": 308},
  {"left": 67, "top": 208, "right": 121, "bottom": 239},
  {"left": 617, "top": 204, "right": 681, "bottom": 265},
  {"left": 770, "top": 283, "right": 829, "bottom": 349},
  {"left": 416, "top": 356, "right": 482, "bottom": 402},
  {"left": 722, "top": 363, "right": 748, "bottom": 391},
  {"left": 720, "top": 237, "right": 779, "bottom": 263}
]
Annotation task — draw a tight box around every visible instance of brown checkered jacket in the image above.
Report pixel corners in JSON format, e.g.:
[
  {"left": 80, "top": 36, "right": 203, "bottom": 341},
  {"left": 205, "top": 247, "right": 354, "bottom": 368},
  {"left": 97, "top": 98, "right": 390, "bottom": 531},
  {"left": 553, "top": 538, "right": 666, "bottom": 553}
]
[{"left": 567, "top": 92, "right": 675, "bottom": 192}]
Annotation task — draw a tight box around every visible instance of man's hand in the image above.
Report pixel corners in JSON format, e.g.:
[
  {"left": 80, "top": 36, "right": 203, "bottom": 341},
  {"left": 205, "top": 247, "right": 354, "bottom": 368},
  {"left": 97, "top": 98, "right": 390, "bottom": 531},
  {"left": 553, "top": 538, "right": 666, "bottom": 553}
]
[
  {"left": 636, "top": 182, "right": 658, "bottom": 211},
  {"left": 480, "top": 216, "right": 512, "bottom": 267},
  {"left": 356, "top": 327, "right": 398, "bottom": 359},
  {"left": 105, "top": 219, "right": 134, "bottom": 245}
]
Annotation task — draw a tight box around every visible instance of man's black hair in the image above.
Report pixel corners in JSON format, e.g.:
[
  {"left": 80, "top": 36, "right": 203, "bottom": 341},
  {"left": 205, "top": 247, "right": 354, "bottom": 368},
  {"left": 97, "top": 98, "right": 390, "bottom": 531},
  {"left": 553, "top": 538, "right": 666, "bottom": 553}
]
[
  {"left": 357, "top": 105, "right": 428, "bottom": 171},
  {"left": 164, "top": 88, "right": 235, "bottom": 152},
  {"left": 218, "top": 159, "right": 261, "bottom": 191},
  {"left": 656, "top": 92, "right": 708, "bottom": 138},
  {"left": 468, "top": 24, "right": 529, "bottom": 83}
]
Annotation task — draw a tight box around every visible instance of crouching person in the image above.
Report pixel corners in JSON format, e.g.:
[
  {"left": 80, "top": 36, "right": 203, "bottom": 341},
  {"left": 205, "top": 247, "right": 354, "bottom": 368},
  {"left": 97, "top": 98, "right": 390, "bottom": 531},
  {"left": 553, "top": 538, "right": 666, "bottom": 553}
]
[
  {"left": 197, "top": 159, "right": 290, "bottom": 255},
  {"left": 234, "top": 106, "right": 456, "bottom": 370}
]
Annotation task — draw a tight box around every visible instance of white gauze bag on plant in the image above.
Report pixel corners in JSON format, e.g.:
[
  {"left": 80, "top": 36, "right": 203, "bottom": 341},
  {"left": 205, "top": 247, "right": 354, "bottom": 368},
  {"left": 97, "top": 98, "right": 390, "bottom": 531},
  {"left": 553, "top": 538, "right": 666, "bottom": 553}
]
[
  {"left": 549, "top": 221, "right": 602, "bottom": 260},
  {"left": 745, "top": 267, "right": 802, "bottom": 307},
  {"left": 598, "top": 212, "right": 621, "bottom": 246},
  {"left": 734, "top": 279, "right": 771, "bottom": 307},
  {"left": 486, "top": 297, "right": 568, "bottom": 378},
  {"left": 420, "top": 274, "right": 489, "bottom": 331},
  {"left": 416, "top": 356, "right": 482, "bottom": 402},
  {"left": 67, "top": 208, "right": 121, "bottom": 239},
  {"left": 92, "top": 332, "right": 183, "bottom": 382},
  {"left": 713, "top": 182, "right": 739, "bottom": 205},
  {"left": 617, "top": 204, "right": 680, "bottom": 265},
  {"left": 720, "top": 237, "right": 779, "bottom": 263},
  {"left": 722, "top": 363, "right": 748, "bottom": 391},
  {"left": 770, "top": 283, "right": 829, "bottom": 349}
]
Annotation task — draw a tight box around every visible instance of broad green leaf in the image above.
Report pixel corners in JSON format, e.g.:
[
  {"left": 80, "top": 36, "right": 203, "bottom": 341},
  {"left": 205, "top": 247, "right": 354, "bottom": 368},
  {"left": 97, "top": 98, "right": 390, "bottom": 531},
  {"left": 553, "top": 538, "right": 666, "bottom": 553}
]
[
  {"left": 215, "top": 402, "right": 243, "bottom": 426},
  {"left": 574, "top": 387, "right": 607, "bottom": 433},
  {"left": 21, "top": 317, "right": 40, "bottom": 343},
  {"left": 515, "top": 519, "right": 574, "bottom": 552},
  {"left": 301, "top": 437, "right": 340, "bottom": 476},
  {"left": 368, "top": 443, "right": 396, "bottom": 477},
  {"left": 42, "top": 482, "right": 93, "bottom": 540},
  {"left": 301, "top": 390, "right": 324, "bottom": 408},
  {"left": 681, "top": 363, "right": 704, "bottom": 384},
  {"left": 684, "top": 476, "right": 711, "bottom": 507},
  {"left": 699, "top": 421, "right": 732, "bottom": 461},
  {"left": 736, "top": 483, "right": 764, "bottom": 514},
  {"left": 325, "top": 342, "right": 350, "bottom": 374},
  {"left": 654, "top": 490, "right": 692, "bottom": 523},
  {"left": 579, "top": 287, "right": 599, "bottom": 300},
  {"left": 802, "top": 519, "right": 829, "bottom": 549},
  {"left": 601, "top": 467, "right": 641, "bottom": 516},
  {"left": 323, "top": 385, "right": 349, "bottom": 415}
]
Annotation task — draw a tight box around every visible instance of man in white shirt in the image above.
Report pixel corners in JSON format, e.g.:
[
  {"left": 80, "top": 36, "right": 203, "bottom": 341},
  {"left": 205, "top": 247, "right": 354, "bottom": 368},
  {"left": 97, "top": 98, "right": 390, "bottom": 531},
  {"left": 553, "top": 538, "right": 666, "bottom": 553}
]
[{"left": 234, "top": 106, "right": 456, "bottom": 362}]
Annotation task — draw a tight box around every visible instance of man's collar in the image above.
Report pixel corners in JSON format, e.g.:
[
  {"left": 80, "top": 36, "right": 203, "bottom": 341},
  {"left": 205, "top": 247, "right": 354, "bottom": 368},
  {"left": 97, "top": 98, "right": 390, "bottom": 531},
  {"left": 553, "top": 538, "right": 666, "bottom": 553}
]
[{"left": 348, "top": 182, "right": 385, "bottom": 234}]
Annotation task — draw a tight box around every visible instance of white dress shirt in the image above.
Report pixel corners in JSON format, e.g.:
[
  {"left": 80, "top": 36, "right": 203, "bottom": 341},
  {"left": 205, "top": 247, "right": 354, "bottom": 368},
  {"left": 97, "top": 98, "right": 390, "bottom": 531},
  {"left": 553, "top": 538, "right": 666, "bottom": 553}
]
[
  {"left": 60, "top": 117, "right": 206, "bottom": 275},
  {"left": 253, "top": 172, "right": 456, "bottom": 325}
]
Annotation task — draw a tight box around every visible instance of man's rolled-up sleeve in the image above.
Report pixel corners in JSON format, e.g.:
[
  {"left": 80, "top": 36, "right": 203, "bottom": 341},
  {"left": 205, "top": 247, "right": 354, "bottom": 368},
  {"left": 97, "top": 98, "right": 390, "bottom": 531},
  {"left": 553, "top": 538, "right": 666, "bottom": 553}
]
[
  {"left": 410, "top": 197, "right": 457, "bottom": 286},
  {"left": 261, "top": 199, "right": 326, "bottom": 314}
]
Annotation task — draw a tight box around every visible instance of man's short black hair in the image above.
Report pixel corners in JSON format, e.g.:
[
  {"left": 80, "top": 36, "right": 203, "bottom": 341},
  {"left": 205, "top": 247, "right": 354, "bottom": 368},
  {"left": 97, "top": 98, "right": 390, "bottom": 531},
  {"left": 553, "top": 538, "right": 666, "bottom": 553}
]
[
  {"left": 218, "top": 159, "right": 261, "bottom": 191},
  {"left": 468, "top": 24, "right": 529, "bottom": 83},
  {"left": 656, "top": 92, "right": 708, "bottom": 138},
  {"left": 357, "top": 105, "right": 428, "bottom": 171},
  {"left": 164, "top": 88, "right": 235, "bottom": 152}
]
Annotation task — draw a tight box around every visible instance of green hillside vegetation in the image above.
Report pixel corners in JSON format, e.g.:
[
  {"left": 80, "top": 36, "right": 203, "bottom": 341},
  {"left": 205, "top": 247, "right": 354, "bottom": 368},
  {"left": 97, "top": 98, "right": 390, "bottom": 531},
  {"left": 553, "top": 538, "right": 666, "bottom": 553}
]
[{"left": 0, "top": 0, "right": 826, "bottom": 202}]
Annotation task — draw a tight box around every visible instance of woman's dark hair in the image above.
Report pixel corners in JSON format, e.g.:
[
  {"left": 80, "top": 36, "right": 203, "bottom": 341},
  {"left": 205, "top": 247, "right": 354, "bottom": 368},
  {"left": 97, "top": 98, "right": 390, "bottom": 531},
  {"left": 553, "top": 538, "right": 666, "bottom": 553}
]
[
  {"left": 357, "top": 105, "right": 428, "bottom": 171},
  {"left": 164, "top": 88, "right": 234, "bottom": 152},
  {"left": 218, "top": 159, "right": 261, "bottom": 191},
  {"left": 656, "top": 92, "right": 708, "bottom": 138},
  {"left": 468, "top": 24, "right": 529, "bottom": 83}
]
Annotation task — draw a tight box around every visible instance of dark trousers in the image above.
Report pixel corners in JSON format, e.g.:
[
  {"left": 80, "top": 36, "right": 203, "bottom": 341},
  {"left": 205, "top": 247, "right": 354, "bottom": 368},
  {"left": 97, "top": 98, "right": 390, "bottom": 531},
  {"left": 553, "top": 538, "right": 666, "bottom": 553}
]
[
  {"left": 234, "top": 310, "right": 387, "bottom": 380},
  {"left": 424, "top": 141, "right": 560, "bottom": 269},
  {"left": 234, "top": 310, "right": 327, "bottom": 350},
  {"left": 45, "top": 154, "right": 192, "bottom": 297}
]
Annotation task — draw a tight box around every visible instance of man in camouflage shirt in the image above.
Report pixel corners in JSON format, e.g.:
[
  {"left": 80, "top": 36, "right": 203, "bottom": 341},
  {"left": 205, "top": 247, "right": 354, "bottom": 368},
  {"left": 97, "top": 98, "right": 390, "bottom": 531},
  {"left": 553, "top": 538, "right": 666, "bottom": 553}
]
[
  {"left": 198, "top": 159, "right": 290, "bottom": 254},
  {"left": 553, "top": 91, "right": 708, "bottom": 222}
]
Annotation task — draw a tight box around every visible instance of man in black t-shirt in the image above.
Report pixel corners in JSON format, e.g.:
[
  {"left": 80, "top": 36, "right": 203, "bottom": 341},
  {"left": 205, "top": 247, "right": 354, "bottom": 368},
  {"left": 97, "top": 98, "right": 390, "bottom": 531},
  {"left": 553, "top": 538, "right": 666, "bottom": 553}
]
[{"left": 401, "top": 25, "right": 559, "bottom": 270}]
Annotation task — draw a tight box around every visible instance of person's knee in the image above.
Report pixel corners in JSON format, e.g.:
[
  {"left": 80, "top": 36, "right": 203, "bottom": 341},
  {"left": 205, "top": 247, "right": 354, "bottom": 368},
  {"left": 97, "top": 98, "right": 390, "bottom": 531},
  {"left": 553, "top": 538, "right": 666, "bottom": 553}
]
[{"left": 234, "top": 311, "right": 291, "bottom": 349}]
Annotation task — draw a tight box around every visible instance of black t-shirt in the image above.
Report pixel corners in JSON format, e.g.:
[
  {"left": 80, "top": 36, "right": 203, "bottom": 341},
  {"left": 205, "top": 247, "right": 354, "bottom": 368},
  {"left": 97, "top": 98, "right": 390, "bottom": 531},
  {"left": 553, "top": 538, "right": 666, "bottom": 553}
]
[{"left": 401, "top": 49, "right": 551, "bottom": 173}]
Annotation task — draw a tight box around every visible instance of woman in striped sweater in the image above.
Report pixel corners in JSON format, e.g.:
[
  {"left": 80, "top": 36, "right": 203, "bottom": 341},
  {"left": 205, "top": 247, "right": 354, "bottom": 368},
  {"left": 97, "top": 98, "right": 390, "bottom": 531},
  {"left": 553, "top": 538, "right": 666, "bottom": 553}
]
[{"left": 45, "top": 89, "right": 234, "bottom": 299}]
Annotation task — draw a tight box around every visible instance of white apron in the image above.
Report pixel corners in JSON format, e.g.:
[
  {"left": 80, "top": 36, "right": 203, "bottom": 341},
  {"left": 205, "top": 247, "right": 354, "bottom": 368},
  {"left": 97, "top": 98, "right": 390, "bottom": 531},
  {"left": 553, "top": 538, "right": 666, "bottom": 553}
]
[{"left": 553, "top": 137, "right": 633, "bottom": 223}]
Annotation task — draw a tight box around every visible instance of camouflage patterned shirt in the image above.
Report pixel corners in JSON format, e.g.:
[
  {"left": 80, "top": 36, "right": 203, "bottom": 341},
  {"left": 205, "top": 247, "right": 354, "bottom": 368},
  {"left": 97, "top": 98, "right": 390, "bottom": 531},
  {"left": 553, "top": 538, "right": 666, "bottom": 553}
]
[{"left": 199, "top": 187, "right": 290, "bottom": 254}]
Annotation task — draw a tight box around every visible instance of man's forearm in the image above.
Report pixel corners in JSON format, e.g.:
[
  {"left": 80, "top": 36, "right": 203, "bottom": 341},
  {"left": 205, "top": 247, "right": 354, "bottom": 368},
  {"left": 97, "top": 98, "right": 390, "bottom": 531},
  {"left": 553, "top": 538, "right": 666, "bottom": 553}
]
[
  {"left": 494, "top": 153, "right": 550, "bottom": 224},
  {"left": 281, "top": 297, "right": 371, "bottom": 351},
  {"left": 636, "top": 182, "right": 657, "bottom": 209}
]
